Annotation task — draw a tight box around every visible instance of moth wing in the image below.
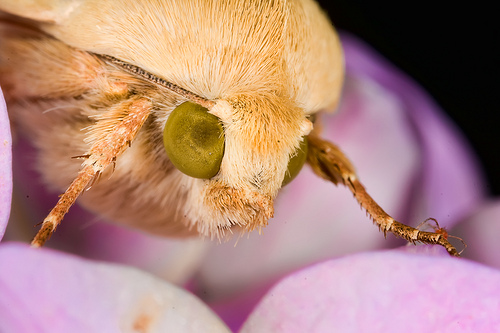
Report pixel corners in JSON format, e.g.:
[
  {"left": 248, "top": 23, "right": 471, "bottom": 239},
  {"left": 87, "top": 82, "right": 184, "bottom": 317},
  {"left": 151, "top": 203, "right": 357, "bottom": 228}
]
[
  {"left": 0, "top": 0, "right": 78, "bottom": 23},
  {"left": 284, "top": 0, "right": 344, "bottom": 113},
  {"left": 1, "top": 0, "right": 343, "bottom": 113}
]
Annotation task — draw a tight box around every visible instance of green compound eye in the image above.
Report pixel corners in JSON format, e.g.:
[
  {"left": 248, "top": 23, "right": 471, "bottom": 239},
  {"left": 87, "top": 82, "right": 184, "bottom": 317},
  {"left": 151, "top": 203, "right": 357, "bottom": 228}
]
[
  {"left": 282, "top": 137, "right": 308, "bottom": 186},
  {"left": 163, "top": 102, "right": 225, "bottom": 179}
]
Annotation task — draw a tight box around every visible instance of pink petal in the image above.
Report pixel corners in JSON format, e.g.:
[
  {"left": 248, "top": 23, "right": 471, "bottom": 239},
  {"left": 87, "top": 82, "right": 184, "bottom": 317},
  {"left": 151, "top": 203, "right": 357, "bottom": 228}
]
[
  {"left": 0, "top": 87, "right": 12, "bottom": 240},
  {"left": 454, "top": 200, "right": 500, "bottom": 268},
  {"left": 240, "top": 246, "right": 500, "bottom": 332},
  {"left": 0, "top": 242, "right": 230, "bottom": 333}
]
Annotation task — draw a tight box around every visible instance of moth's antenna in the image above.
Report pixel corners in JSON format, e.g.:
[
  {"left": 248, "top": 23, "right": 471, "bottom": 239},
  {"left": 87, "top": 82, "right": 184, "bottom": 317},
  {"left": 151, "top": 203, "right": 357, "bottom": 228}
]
[{"left": 97, "top": 54, "right": 215, "bottom": 109}]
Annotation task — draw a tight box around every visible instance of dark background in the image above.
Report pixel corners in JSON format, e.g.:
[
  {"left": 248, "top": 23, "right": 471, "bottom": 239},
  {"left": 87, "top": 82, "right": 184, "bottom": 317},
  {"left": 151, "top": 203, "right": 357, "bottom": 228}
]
[{"left": 317, "top": 1, "right": 500, "bottom": 195}]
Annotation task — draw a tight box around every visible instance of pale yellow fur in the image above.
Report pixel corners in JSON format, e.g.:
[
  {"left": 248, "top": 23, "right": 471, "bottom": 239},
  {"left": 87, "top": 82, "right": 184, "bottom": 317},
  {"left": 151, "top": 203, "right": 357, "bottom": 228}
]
[{"left": 0, "top": 0, "right": 343, "bottom": 238}]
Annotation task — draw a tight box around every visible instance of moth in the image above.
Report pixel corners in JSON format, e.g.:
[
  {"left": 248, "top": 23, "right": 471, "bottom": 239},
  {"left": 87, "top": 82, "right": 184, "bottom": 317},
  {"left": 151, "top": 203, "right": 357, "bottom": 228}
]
[{"left": 0, "top": 0, "right": 460, "bottom": 256}]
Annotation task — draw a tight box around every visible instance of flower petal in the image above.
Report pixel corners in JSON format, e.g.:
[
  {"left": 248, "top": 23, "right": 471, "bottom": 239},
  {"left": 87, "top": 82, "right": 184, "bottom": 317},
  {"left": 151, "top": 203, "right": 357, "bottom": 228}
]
[
  {"left": 454, "top": 200, "right": 500, "bottom": 269},
  {"left": 240, "top": 246, "right": 500, "bottom": 332},
  {"left": 0, "top": 242, "right": 230, "bottom": 333},
  {"left": 0, "top": 87, "right": 12, "bottom": 240}
]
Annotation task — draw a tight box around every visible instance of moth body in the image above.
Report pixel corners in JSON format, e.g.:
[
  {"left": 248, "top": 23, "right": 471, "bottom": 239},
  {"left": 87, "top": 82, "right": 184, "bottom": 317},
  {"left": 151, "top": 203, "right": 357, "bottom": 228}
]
[{"left": 0, "top": 0, "right": 343, "bottom": 238}]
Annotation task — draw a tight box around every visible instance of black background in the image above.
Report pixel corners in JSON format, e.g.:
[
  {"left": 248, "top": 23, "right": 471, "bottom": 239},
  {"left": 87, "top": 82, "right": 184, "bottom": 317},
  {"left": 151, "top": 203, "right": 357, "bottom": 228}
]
[{"left": 317, "top": 1, "right": 500, "bottom": 195}]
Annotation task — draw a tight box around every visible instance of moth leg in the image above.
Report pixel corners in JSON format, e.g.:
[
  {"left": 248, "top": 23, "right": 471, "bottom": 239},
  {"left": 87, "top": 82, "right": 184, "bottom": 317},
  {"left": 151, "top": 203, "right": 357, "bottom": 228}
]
[
  {"left": 306, "top": 134, "right": 460, "bottom": 257},
  {"left": 417, "top": 218, "right": 467, "bottom": 255},
  {"left": 31, "top": 97, "right": 152, "bottom": 247}
]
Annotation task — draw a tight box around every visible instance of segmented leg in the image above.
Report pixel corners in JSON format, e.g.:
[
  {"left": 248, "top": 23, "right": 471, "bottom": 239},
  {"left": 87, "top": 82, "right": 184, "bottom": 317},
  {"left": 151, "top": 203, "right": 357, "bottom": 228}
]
[
  {"left": 306, "top": 134, "right": 460, "bottom": 257},
  {"left": 31, "top": 98, "right": 152, "bottom": 247}
]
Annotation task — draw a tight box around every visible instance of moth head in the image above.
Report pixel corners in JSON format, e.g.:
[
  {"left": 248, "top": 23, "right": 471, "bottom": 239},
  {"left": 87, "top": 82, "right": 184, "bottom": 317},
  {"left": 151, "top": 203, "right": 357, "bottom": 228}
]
[
  {"left": 162, "top": 93, "right": 312, "bottom": 237},
  {"left": 75, "top": 53, "right": 318, "bottom": 240}
]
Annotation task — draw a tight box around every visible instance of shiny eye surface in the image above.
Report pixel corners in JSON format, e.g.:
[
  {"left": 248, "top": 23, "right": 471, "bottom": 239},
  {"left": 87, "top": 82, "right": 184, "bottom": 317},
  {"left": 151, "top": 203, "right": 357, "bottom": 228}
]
[
  {"left": 163, "top": 102, "right": 225, "bottom": 179},
  {"left": 282, "top": 137, "right": 308, "bottom": 186}
]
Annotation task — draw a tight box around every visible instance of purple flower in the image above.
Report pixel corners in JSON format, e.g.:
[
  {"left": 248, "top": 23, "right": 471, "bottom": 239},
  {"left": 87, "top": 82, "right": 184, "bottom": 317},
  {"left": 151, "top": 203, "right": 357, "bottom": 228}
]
[
  {"left": 0, "top": 243, "right": 231, "bottom": 332},
  {"left": 0, "top": 87, "right": 11, "bottom": 240},
  {"left": 240, "top": 246, "right": 500, "bottom": 332},
  {"left": 1, "top": 34, "right": 500, "bottom": 332}
]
